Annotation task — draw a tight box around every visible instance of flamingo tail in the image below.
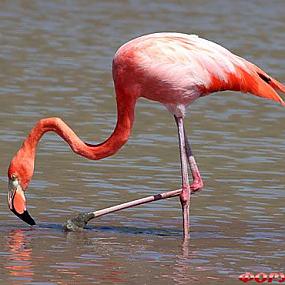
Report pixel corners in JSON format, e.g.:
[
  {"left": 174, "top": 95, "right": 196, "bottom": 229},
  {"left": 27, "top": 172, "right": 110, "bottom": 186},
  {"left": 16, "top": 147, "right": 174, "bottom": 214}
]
[{"left": 237, "top": 62, "right": 285, "bottom": 106}]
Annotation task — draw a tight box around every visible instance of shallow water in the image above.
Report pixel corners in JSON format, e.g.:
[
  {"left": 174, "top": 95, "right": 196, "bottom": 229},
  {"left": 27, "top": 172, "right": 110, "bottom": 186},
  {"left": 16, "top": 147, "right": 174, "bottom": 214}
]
[{"left": 0, "top": 1, "right": 284, "bottom": 284}]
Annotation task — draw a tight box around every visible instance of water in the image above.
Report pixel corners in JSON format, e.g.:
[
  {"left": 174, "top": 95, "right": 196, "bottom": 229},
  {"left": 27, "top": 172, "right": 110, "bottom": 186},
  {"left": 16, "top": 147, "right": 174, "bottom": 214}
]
[{"left": 0, "top": 1, "right": 284, "bottom": 284}]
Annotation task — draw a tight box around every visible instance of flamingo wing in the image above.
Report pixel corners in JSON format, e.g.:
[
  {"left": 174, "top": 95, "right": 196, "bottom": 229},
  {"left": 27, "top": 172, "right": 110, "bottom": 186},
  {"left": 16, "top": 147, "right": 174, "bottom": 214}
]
[{"left": 119, "top": 33, "right": 285, "bottom": 109}]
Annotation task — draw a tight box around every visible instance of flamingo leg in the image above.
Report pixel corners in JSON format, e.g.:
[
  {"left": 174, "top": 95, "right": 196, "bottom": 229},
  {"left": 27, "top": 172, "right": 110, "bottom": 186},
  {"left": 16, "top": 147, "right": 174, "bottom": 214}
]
[
  {"left": 174, "top": 116, "right": 191, "bottom": 240},
  {"left": 184, "top": 127, "right": 204, "bottom": 192}
]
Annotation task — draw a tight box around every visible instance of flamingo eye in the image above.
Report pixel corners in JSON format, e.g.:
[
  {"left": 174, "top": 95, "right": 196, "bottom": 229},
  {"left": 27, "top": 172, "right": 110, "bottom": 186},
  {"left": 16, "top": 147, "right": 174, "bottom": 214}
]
[
  {"left": 10, "top": 175, "right": 19, "bottom": 188},
  {"left": 12, "top": 179, "right": 19, "bottom": 188}
]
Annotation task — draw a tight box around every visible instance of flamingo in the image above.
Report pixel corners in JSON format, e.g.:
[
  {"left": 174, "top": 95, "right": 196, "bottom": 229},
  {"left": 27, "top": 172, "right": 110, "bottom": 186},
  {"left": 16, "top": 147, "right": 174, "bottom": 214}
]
[{"left": 8, "top": 32, "right": 285, "bottom": 240}]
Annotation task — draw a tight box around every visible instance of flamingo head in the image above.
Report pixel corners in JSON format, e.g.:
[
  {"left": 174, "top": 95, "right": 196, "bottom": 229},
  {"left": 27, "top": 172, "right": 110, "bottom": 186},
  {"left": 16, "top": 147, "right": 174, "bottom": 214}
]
[{"left": 7, "top": 148, "right": 36, "bottom": 226}]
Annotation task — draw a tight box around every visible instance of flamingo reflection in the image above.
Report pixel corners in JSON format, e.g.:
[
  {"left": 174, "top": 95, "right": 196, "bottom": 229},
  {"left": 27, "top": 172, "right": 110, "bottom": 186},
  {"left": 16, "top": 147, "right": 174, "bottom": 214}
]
[{"left": 6, "top": 229, "right": 34, "bottom": 284}]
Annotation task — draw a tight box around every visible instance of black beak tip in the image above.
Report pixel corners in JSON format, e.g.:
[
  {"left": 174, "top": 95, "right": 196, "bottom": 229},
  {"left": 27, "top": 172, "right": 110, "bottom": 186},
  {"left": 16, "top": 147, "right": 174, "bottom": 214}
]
[{"left": 12, "top": 209, "right": 36, "bottom": 226}]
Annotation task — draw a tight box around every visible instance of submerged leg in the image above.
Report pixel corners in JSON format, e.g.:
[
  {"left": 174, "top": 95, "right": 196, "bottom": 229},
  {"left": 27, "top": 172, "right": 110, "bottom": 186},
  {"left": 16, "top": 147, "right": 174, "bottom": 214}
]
[
  {"left": 174, "top": 116, "right": 191, "bottom": 240},
  {"left": 184, "top": 127, "right": 204, "bottom": 192}
]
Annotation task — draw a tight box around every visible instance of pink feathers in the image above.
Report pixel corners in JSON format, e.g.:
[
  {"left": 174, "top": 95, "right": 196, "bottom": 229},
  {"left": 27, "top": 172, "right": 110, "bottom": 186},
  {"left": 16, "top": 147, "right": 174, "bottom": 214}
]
[{"left": 114, "top": 32, "right": 285, "bottom": 116}]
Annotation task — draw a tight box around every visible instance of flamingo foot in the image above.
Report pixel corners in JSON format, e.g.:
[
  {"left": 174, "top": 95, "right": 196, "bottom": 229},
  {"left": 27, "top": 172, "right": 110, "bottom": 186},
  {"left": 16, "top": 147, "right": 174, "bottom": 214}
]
[{"left": 63, "top": 212, "right": 94, "bottom": 232}]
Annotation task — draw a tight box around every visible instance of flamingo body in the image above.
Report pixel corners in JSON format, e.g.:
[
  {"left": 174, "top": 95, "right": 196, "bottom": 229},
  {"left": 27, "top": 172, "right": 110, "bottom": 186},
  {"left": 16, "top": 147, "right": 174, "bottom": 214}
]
[
  {"left": 113, "top": 32, "right": 285, "bottom": 117},
  {"left": 7, "top": 32, "right": 285, "bottom": 239}
]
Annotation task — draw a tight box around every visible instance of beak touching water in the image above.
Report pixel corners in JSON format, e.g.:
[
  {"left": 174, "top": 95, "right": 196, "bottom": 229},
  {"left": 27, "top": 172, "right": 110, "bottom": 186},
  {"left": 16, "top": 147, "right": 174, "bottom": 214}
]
[{"left": 8, "top": 178, "right": 36, "bottom": 226}]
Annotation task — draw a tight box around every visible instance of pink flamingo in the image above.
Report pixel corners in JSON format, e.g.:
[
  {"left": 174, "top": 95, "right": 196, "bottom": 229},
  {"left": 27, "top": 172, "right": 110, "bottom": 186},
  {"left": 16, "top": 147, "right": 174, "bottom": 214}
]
[{"left": 8, "top": 32, "right": 285, "bottom": 239}]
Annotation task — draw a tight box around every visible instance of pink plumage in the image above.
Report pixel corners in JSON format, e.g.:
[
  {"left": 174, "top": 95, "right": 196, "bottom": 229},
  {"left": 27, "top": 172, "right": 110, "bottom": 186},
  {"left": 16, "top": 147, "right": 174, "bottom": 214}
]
[
  {"left": 7, "top": 32, "right": 285, "bottom": 239},
  {"left": 113, "top": 32, "right": 285, "bottom": 117}
]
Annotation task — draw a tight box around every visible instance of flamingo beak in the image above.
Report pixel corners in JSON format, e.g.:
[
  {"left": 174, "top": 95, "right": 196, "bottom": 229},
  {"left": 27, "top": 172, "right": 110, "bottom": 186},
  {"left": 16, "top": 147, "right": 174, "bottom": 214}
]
[{"left": 8, "top": 179, "right": 36, "bottom": 226}]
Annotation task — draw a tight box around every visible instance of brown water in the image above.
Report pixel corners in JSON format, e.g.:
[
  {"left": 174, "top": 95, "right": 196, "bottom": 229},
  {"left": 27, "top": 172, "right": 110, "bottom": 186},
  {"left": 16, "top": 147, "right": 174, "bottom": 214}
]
[{"left": 0, "top": 1, "right": 284, "bottom": 284}]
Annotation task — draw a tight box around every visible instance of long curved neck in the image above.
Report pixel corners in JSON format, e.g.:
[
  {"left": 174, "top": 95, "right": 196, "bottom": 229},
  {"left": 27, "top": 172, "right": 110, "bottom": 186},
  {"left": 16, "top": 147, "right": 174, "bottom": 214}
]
[{"left": 22, "top": 90, "right": 137, "bottom": 160}]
